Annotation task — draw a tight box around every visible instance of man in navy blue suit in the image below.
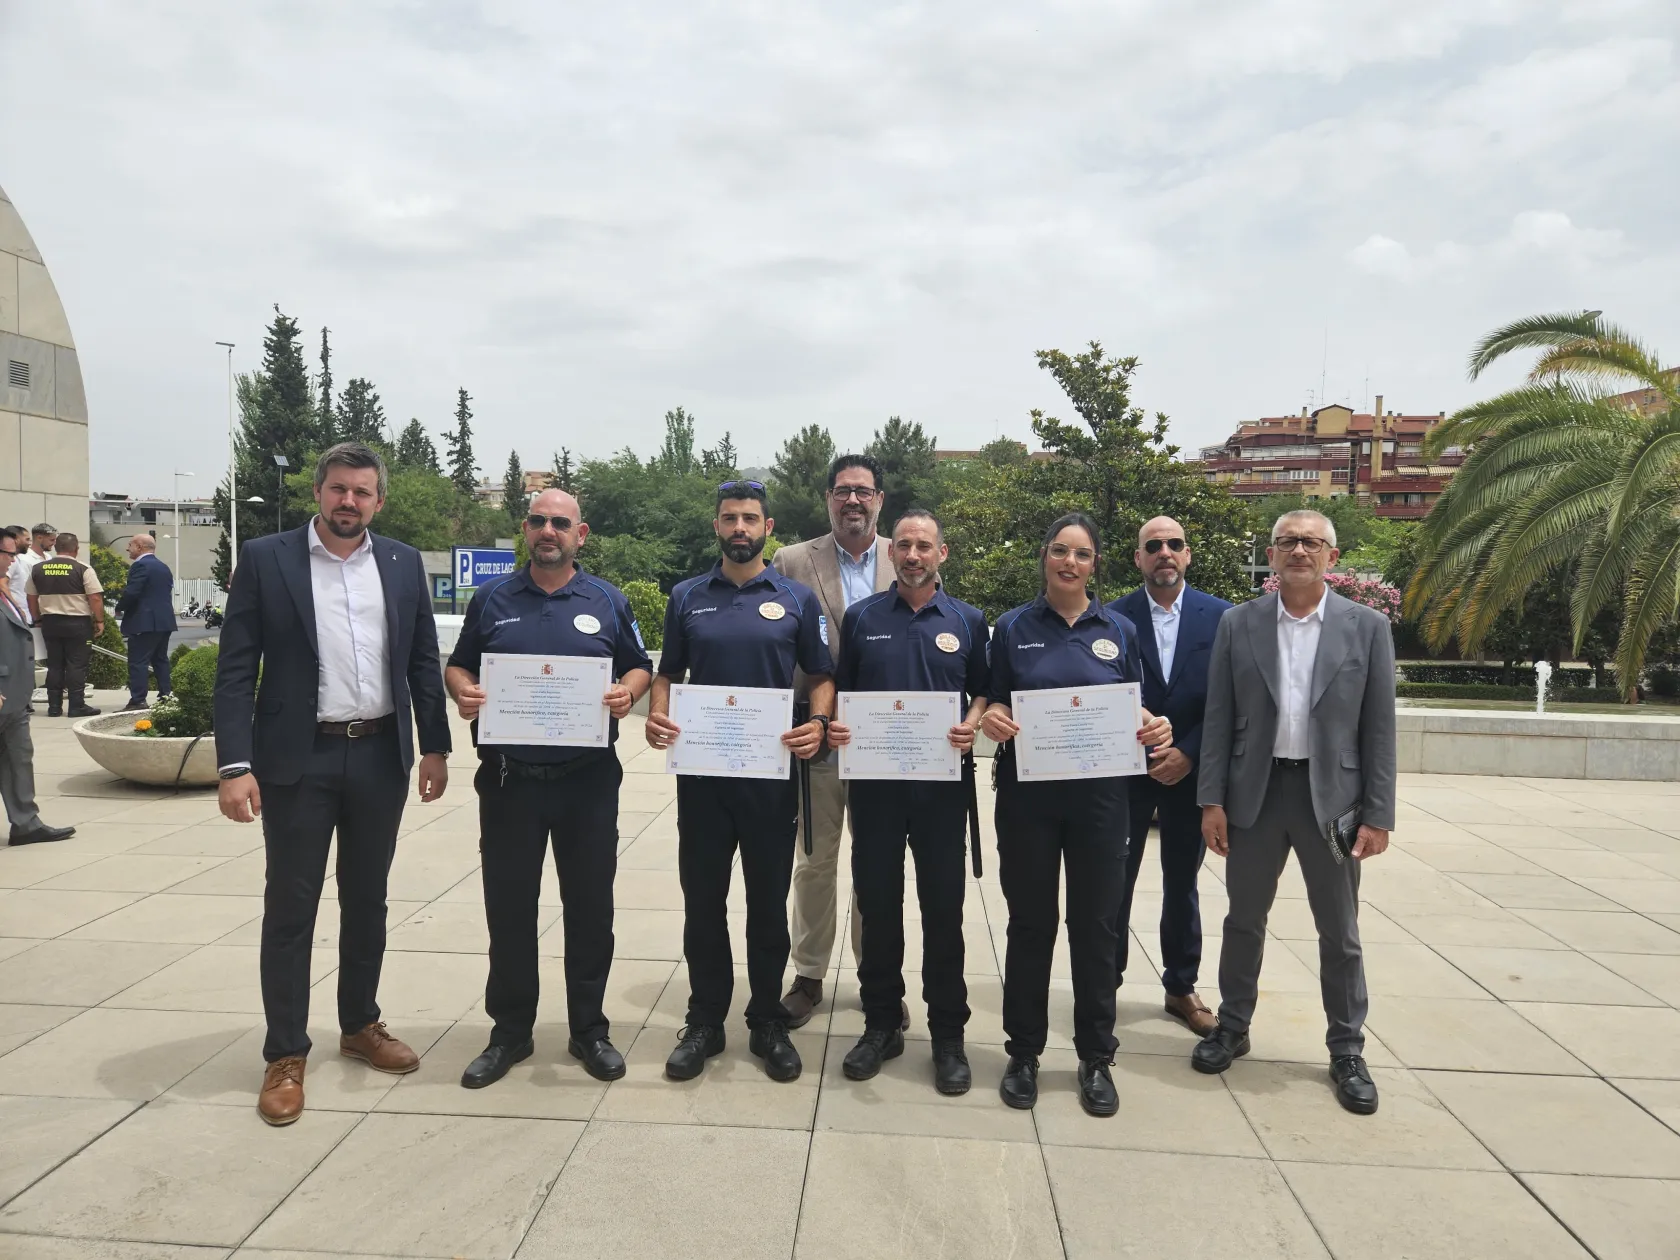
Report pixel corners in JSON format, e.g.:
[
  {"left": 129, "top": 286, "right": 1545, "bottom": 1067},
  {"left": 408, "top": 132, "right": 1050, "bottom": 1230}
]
[
  {"left": 1108, "top": 516, "right": 1232, "bottom": 1035},
  {"left": 117, "top": 533, "right": 178, "bottom": 710}
]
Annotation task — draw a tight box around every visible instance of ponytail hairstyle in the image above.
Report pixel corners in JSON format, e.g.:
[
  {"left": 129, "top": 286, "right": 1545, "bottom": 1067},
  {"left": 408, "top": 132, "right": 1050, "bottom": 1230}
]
[{"left": 1039, "top": 511, "right": 1104, "bottom": 603}]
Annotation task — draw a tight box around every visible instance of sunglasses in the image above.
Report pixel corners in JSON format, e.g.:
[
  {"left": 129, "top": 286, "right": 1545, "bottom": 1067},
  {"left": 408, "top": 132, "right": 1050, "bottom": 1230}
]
[
  {"left": 1143, "top": 538, "right": 1186, "bottom": 554},
  {"left": 525, "top": 514, "right": 574, "bottom": 532},
  {"left": 718, "top": 480, "right": 765, "bottom": 495}
]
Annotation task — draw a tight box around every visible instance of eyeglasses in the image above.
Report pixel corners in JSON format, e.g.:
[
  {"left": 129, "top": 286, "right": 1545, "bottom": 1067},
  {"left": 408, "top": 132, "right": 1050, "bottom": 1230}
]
[
  {"left": 1273, "top": 536, "right": 1328, "bottom": 554},
  {"left": 525, "top": 514, "right": 574, "bottom": 532},
  {"left": 718, "top": 480, "right": 765, "bottom": 495},
  {"left": 1143, "top": 538, "right": 1186, "bottom": 555},
  {"left": 1046, "top": 543, "right": 1097, "bottom": 564},
  {"left": 828, "top": 486, "right": 878, "bottom": 502}
]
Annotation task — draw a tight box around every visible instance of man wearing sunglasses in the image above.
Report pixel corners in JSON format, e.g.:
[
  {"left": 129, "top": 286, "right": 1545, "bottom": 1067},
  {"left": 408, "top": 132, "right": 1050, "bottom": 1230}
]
[
  {"left": 1193, "top": 509, "right": 1396, "bottom": 1116},
  {"left": 769, "top": 453, "right": 898, "bottom": 1030},
  {"left": 445, "top": 488, "right": 653, "bottom": 1089},
  {"left": 1107, "top": 517, "right": 1231, "bottom": 1036}
]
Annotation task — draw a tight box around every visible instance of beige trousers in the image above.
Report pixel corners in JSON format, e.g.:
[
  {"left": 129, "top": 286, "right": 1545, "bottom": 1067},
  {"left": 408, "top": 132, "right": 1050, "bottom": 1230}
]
[{"left": 789, "top": 758, "right": 864, "bottom": 979}]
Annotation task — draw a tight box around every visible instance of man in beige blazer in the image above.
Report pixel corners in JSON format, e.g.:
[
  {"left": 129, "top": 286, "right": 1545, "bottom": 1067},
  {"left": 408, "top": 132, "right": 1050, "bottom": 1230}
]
[{"left": 771, "top": 453, "right": 896, "bottom": 1026}]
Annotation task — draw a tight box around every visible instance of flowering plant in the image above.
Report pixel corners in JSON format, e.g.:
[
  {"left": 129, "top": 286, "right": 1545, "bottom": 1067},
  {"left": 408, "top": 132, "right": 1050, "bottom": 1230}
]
[
  {"left": 1261, "top": 571, "right": 1402, "bottom": 623},
  {"left": 132, "top": 718, "right": 153, "bottom": 733}
]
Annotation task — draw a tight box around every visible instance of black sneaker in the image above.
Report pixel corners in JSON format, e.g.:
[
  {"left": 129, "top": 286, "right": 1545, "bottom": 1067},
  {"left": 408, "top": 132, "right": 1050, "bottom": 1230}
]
[
  {"left": 664, "top": 1025, "right": 725, "bottom": 1081},
  {"left": 1330, "top": 1054, "right": 1379, "bottom": 1115},
  {"left": 1078, "top": 1059, "right": 1119, "bottom": 1117},
  {"left": 1191, "top": 1024, "right": 1250, "bottom": 1075},
  {"left": 748, "top": 1021, "right": 802, "bottom": 1082},
  {"left": 999, "top": 1053, "right": 1039, "bottom": 1109},
  {"left": 931, "top": 1038, "right": 971, "bottom": 1096},
  {"left": 842, "top": 1028, "right": 904, "bottom": 1081}
]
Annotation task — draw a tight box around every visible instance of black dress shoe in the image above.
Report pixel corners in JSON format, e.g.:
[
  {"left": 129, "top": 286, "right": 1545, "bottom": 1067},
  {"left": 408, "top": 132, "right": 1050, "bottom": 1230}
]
[
  {"left": 1078, "top": 1059, "right": 1119, "bottom": 1117},
  {"left": 931, "top": 1038, "right": 970, "bottom": 1096},
  {"left": 9, "top": 823, "right": 74, "bottom": 846},
  {"left": 1330, "top": 1054, "right": 1379, "bottom": 1115},
  {"left": 749, "top": 1021, "right": 802, "bottom": 1082},
  {"left": 568, "top": 1035, "right": 626, "bottom": 1081},
  {"left": 900, "top": 999, "right": 911, "bottom": 1031},
  {"left": 461, "top": 1039, "right": 533, "bottom": 1089},
  {"left": 842, "top": 1028, "right": 904, "bottom": 1081},
  {"left": 665, "top": 1025, "right": 725, "bottom": 1081},
  {"left": 999, "top": 1053, "right": 1039, "bottom": 1109},
  {"left": 120, "top": 700, "right": 150, "bottom": 712},
  {"left": 1191, "top": 1024, "right": 1250, "bottom": 1075},
  {"left": 67, "top": 705, "right": 101, "bottom": 717}
]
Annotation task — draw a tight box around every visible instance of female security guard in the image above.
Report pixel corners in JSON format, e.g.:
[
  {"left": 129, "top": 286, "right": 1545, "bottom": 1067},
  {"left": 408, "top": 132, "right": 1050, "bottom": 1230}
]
[{"left": 980, "top": 512, "right": 1172, "bottom": 1117}]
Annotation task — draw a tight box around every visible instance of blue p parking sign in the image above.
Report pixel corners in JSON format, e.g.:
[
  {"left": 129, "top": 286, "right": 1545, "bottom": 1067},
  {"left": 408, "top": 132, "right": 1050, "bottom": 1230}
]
[{"left": 450, "top": 547, "right": 517, "bottom": 610}]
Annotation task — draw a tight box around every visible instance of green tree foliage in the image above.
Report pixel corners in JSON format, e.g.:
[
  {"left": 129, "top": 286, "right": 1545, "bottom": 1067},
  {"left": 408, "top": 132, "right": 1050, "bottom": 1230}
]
[
  {"left": 940, "top": 343, "right": 1255, "bottom": 618},
  {"left": 317, "top": 327, "right": 334, "bottom": 441},
  {"left": 584, "top": 533, "right": 674, "bottom": 587},
  {"left": 148, "top": 644, "right": 219, "bottom": 737},
  {"left": 337, "top": 378, "right": 387, "bottom": 446},
  {"left": 700, "top": 432, "right": 738, "bottom": 479},
  {"left": 444, "top": 388, "right": 478, "bottom": 495},
  {"left": 1248, "top": 493, "right": 1379, "bottom": 555},
  {"left": 657, "top": 407, "right": 699, "bottom": 476},
  {"left": 502, "top": 449, "right": 527, "bottom": 526},
  {"left": 395, "top": 418, "right": 441, "bottom": 473},
  {"left": 769, "top": 423, "right": 836, "bottom": 543},
  {"left": 621, "top": 579, "right": 668, "bottom": 650},
  {"left": 88, "top": 541, "right": 128, "bottom": 597},
  {"left": 552, "top": 448, "right": 576, "bottom": 492},
  {"left": 577, "top": 444, "right": 721, "bottom": 588},
  {"left": 865, "top": 416, "right": 940, "bottom": 530}
]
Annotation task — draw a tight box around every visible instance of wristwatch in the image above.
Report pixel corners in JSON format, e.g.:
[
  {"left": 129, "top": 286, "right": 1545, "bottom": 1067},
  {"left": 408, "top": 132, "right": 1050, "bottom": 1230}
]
[
  {"left": 811, "top": 714, "right": 832, "bottom": 739},
  {"left": 218, "top": 766, "right": 251, "bottom": 781}
]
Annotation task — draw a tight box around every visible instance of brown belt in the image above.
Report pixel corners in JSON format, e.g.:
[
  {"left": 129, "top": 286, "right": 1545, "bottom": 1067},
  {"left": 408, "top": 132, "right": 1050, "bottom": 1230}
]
[{"left": 317, "top": 717, "right": 390, "bottom": 738}]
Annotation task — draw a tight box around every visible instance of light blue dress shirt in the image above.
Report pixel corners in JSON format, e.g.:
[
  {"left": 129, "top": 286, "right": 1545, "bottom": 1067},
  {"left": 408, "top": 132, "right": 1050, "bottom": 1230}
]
[{"left": 836, "top": 538, "right": 878, "bottom": 610}]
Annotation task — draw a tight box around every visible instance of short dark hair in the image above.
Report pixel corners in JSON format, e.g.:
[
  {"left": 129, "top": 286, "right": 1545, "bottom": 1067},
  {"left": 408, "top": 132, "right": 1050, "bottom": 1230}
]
[
  {"left": 827, "top": 453, "right": 884, "bottom": 492},
  {"left": 1039, "top": 511, "right": 1103, "bottom": 598},
  {"left": 892, "top": 506, "right": 943, "bottom": 543},
  {"left": 3, "top": 525, "right": 25, "bottom": 541},
  {"left": 31, "top": 522, "right": 55, "bottom": 537},
  {"left": 54, "top": 532, "right": 79, "bottom": 554},
  {"left": 314, "top": 442, "right": 388, "bottom": 497},
  {"left": 716, "top": 479, "right": 769, "bottom": 509}
]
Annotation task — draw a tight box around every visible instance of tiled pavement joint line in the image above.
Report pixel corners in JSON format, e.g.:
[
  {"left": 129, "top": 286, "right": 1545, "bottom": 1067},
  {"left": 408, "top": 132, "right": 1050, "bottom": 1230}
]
[
  {"left": 508, "top": 1066, "right": 593, "bottom": 1260},
  {"left": 1026, "top": 1109, "right": 1072, "bottom": 1259},
  {"left": 0, "top": 1098, "right": 141, "bottom": 1212},
  {"left": 786, "top": 1041, "right": 826, "bottom": 1260},
  {"left": 229, "top": 1103, "right": 372, "bottom": 1253},
  {"left": 1215, "top": 1058, "right": 1337, "bottom": 1259},
  {"left": 1606, "top": 1076, "right": 1680, "bottom": 1140}
]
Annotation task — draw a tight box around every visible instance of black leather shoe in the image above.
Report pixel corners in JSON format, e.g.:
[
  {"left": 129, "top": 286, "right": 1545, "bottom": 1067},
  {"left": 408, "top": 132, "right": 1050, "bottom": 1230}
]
[
  {"left": 1078, "top": 1059, "right": 1119, "bottom": 1117},
  {"left": 749, "top": 1021, "right": 802, "bottom": 1082},
  {"left": 665, "top": 1025, "right": 725, "bottom": 1081},
  {"left": 67, "top": 705, "right": 101, "bottom": 717},
  {"left": 1330, "top": 1054, "right": 1379, "bottom": 1115},
  {"left": 932, "top": 1039, "right": 971, "bottom": 1096},
  {"left": 1191, "top": 1024, "right": 1250, "bottom": 1075},
  {"left": 782, "top": 976, "right": 823, "bottom": 1030},
  {"left": 568, "top": 1035, "right": 626, "bottom": 1081},
  {"left": 9, "top": 823, "right": 74, "bottom": 846},
  {"left": 120, "top": 700, "right": 150, "bottom": 712},
  {"left": 842, "top": 1028, "right": 904, "bottom": 1081},
  {"left": 999, "top": 1054, "right": 1039, "bottom": 1109},
  {"left": 461, "top": 1039, "right": 533, "bottom": 1089}
]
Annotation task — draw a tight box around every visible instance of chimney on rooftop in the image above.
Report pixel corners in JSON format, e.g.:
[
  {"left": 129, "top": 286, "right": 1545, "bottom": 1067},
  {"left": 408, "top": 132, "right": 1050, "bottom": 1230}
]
[
  {"left": 1373, "top": 394, "right": 1384, "bottom": 434},
  {"left": 1301, "top": 406, "right": 1308, "bottom": 418}
]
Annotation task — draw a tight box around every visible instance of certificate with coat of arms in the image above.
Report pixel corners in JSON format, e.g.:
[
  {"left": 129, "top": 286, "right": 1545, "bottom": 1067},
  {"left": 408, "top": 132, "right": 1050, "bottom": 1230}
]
[
  {"left": 478, "top": 653, "right": 614, "bottom": 747},
  {"left": 1011, "top": 682, "right": 1145, "bottom": 781},
  {"left": 837, "top": 691, "right": 962, "bottom": 782},
  {"left": 665, "top": 683, "right": 795, "bottom": 780}
]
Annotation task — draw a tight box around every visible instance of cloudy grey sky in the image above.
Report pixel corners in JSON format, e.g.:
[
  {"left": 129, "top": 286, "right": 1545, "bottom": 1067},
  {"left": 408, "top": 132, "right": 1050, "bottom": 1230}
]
[{"left": 2, "top": 0, "right": 1674, "bottom": 495}]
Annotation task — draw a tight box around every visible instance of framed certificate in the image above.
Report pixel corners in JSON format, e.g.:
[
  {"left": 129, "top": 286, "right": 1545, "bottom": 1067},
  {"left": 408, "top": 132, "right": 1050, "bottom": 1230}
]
[
  {"left": 665, "top": 683, "right": 795, "bottom": 780},
  {"left": 1011, "top": 682, "right": 1145, "bottom": 781},
  {"left": 478, "top": 653, "right": 613, "bottom": 747},
  {"left": 837, "top": 691, "right": 962, "bottom": 782}
]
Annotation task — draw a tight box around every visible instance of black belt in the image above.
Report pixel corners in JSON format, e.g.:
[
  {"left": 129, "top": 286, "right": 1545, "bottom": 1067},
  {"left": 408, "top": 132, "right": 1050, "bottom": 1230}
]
[
  {"left": 1272, "top": 756, "right": 1309, "bottom": 769},
  {"left": 317, "top": 717, "right": 389, "bottom": 737},
  {"left": 498, "top": 752, "right": 603, "bottom": 782}
]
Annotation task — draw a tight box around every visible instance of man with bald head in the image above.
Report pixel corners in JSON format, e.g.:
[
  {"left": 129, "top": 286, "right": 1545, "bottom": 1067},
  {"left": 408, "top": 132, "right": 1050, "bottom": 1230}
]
[
  {"left": 1106, "top": 517, "right": 1231, "bottom": 1033},
  {"left": 446, "top": 488, "right": 654, "bottom": 1090},
  {"left": 118, "top": 532, "right": 178, "bottom": 710}
]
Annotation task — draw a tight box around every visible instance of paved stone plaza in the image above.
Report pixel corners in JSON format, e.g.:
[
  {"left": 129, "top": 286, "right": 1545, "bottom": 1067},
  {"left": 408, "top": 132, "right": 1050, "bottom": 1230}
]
[{"left": 1, "top": 697, "right": 1678, "bottom": 1258}]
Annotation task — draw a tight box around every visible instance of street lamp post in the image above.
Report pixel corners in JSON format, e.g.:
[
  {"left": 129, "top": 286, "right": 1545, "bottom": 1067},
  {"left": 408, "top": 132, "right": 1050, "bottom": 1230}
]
[
  {"left": 214, "top": 341, "right": 236, "bottom": 559},
  {"left": 273, "top": 454, "right": 289, "bottom": 533},
  {"left": 173, "top": 470, "right": 195, "bottom": 604}
]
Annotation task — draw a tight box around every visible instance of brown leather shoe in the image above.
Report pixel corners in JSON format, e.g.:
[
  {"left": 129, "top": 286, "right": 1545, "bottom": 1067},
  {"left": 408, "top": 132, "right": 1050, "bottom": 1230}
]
[
  {"left": 339, "top": 1022, "right": 419, "bottom": 1074},
  {"left": 782, "top": 976, "right": 823, "bottom": 1030},
  {"left": 1165, "top": 992, "right": 1219, "bottom": 1036},
  {"left": 258, "top": 1057, "right": 306, "bottom": 1126}
]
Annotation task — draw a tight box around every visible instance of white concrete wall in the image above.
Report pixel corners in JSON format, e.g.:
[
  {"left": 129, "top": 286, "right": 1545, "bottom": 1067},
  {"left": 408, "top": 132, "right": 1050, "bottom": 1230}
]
[{"left": 1397, "top": 710, "right": 1680, "bottom": 781}]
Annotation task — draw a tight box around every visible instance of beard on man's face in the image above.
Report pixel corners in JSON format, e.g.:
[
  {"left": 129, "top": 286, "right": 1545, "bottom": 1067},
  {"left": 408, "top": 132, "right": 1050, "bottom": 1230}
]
[
  {"left": 721, "top": 533, "right": 766, "bottom": 564},
  {"left": 530, "top": 539, "right": 574, "bottom": 568},
  {"left": 1146, "top": 565, "right": 1182, "bottom": 588},
  {"left": 323, "top": 510, "right": 369, "bottom": 540}
]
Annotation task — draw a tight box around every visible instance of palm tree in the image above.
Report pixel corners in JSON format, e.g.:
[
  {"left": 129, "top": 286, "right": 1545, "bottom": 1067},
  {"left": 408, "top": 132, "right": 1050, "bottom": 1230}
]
[{"left": 1405, "top": 312, "right": 1679, "bottom": 699}]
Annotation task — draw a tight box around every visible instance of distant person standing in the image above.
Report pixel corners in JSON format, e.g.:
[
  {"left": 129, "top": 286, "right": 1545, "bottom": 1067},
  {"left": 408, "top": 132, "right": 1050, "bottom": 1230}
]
[
  {"left": 25, "top": 532, "right": 103, "bottom": 718},
  {"left": 118, "top": 534, "right": 177, "bottom": 711},
  {"left": 0, "top": 578, "right": 73, "bottom": 845},
  {"left": 6, "top": 523, "right": 55, "bottom": 610}
]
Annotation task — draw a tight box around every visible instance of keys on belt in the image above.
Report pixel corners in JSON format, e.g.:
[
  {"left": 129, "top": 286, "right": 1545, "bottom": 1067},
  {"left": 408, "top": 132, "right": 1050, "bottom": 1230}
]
[
  {"left": 1272, "top": 756, "right": 1309, "bottom": 769},
  {"left": 317, "top": 717, "right": 388, "bottom": 738}
]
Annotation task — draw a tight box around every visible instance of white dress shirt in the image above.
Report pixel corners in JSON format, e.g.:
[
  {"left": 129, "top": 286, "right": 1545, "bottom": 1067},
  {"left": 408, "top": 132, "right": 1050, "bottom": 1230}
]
[
  {"left": 1273, "top": 585, "right": 1328, "bottom": 760},
  {"left": 836, "top": 537, "right": 878, "bottom": 611},
  {"left": 7, "top": 550, "right": 46, "bottom": 624},
  {"left": 1149, "top": 585, "right": 1185, "bottom": 680},
  {"left": 307, "top": 521, "right": 393, "bottom": 721}
]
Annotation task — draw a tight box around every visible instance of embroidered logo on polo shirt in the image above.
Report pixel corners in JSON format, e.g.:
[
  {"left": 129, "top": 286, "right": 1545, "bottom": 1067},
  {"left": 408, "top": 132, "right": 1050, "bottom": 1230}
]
[
  {"left": 818, "top": 613, "right": 829, "bottom": 645},
  {"left": 493, "top": 616, "right": 521, "bottom": 627},
  {"left": 759, "top": 601, "right": 786, "bottom": 621},
  {"left": 1091, "top": 638, "right": 1120, "bottom": 660},
  {"left": 935, "top": 633, "right": 960, "bottom": 653},
  {"left": 574, "top": 614, "right": 602, "bottom": 634}
]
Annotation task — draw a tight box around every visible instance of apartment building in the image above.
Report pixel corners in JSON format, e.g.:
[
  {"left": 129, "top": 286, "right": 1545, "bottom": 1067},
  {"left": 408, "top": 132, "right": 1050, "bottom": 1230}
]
[{"left": 1197, "top": 395, "right": 1464, "bottom": 519}]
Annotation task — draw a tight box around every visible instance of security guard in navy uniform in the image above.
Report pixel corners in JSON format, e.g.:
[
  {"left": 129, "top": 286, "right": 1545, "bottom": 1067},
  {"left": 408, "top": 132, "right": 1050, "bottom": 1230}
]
[
  {"left": 825, "top": 507, "right": 989, "bottom": 1095},
  {"left": 445, "top": 489, "right": 653, "bottom": 1089},
  {"left": 645, "top": 480, "right": 834, "bottom": 1083},
  {"left": 981, "top": 512, "right": 1173, "bottom": 1118}
]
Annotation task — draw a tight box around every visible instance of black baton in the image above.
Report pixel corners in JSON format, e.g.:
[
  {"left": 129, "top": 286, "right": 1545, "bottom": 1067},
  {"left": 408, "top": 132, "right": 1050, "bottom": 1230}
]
[
  {"left": 794, "top": 698, "right": 814, "bottom": 856},
  {"left": 963, "top": 750, "right": 983, "bottom": 878}
]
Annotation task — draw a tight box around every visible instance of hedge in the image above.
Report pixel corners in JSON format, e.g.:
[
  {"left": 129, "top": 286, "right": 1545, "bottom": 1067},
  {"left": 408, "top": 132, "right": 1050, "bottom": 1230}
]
[
  {"left": 1399, "top": 662, "right": 1597, "bottom": 688},
  {"left": 1397, "top": 682, "right": 1623, "bottom": 703}
]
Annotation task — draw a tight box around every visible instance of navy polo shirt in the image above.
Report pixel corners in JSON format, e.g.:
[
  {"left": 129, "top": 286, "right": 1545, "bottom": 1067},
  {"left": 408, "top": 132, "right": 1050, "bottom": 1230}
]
[
  {"left": 659, "top": 562, "right": 833, "bottom": 690},
  {"left": 987, "top": 594, "right": 1143, "bottom": 704},
  {"left": 448, "top": 565, "right": 653, "bottom": 764},
  {"left": 836, "top": 585, "right": 990, "bottom": 703}
]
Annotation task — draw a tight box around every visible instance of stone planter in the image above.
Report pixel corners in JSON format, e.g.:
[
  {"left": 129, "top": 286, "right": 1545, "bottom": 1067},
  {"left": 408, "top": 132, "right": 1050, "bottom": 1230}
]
[{"left": 72, "top": 711, "right": 219, "bottom": 788}]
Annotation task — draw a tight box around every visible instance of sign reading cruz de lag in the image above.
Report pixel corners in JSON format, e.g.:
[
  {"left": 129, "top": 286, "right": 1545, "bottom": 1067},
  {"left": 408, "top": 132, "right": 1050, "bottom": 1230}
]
[{"left": 453, "top": 547, "right": 518, "bottom": 591}]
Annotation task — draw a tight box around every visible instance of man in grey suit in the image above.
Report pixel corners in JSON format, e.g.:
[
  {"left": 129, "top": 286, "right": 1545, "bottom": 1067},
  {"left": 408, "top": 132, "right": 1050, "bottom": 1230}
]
[
  {"left": 1193, "top": 508, "right": 1396, "bottom": 1114},
  {"left": 770, "top": 453, "right": 897, "bottom": 1027},
  {"left": 0, "top": 571, "right": 74, "bottom": 845}
]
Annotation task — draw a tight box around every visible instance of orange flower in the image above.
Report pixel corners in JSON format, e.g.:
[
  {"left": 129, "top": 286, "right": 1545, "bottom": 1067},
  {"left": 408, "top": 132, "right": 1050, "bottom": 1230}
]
[{"left": 134, "top": 719, "right": 152, "bottom": 732}]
